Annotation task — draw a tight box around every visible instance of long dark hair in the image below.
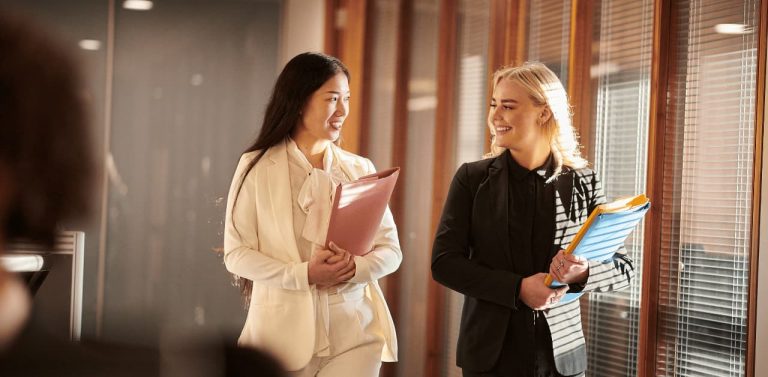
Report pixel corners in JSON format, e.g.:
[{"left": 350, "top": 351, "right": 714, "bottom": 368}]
[{"left": 232, "top": 52, "right": 349, "bottom": 306}]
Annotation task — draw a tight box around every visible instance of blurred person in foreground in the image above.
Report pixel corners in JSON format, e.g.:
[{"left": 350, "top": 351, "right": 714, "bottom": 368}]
[{"left": 0, "top": 10, "right": 284, "bottom": 376}]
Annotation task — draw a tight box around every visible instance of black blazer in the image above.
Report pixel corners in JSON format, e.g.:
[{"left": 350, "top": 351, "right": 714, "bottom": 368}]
[{"left": 431, "top": 154, "right": 635, "bottom": 375}]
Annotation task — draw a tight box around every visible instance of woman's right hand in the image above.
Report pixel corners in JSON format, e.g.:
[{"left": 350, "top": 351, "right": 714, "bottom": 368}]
[
  {"left": 307, "top": 246, "right": 356, "bottom": 286},
  {"left": 519, "top": 273, "right": 568, "bottom": 310}
]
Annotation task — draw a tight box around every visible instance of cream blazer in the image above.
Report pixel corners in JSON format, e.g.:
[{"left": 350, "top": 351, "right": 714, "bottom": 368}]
[{"left": 223, "top": 139, "right": 402, "bottom": 370}]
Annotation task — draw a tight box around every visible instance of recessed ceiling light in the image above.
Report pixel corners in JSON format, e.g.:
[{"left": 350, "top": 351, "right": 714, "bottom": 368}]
[
  {"left": 78, "top": 39, "right": 102, "bottom": 51},
  {"left": 123, "top": 0, "right": 153, "bottom": 11}
]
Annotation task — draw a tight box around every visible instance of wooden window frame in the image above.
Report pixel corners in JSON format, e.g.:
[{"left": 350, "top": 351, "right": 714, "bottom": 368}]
[
  {"left": 324, "top": 0, "right": 370, "bottom": 155},
  {"left": 425, "top": 0, "right": 458, "bottom": 376},
  {"left": 382, "top": 0, "right": 411, "bottom": 376},
  {"left": 485, "top": 0, "right": 527, "bottom": 154},
  {"left": 636, "top": 0, "right": 674, "bottom": 375},
  {"left": 567, "top": 0, "right": 593, "bottom": 159},
  {"left": 748, "top": 0, "right": 767, "bottom": 376}
]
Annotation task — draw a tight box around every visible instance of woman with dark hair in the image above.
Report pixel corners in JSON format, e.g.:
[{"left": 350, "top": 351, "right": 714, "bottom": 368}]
[{"left": 223, "top": 52, "right": 401, "bottom": 376}]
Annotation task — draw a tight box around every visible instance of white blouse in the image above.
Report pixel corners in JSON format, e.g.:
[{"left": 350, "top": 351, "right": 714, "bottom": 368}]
[{"left": 285, "top": 138, "right": 368, "bottom": 356}]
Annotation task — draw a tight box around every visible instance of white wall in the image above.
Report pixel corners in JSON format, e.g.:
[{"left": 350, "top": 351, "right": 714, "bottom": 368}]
[{"left": 278, "top": 0, "right": 325, "bottom": 69}]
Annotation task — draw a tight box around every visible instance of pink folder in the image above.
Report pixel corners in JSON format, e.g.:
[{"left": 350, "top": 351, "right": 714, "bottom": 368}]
[{"left": 325, "top": 167, "right": 400, "bottom": 256}]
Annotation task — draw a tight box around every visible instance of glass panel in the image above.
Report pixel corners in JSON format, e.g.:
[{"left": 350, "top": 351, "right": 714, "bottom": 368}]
[
  {"left": 657, "top": 0, "right": 761, "bottom": 375},
  {"left": 103, "top": 0, "right": 281, "bottom": 344},
  {"left": 585, "top": 0, "right": 653, "bottom": 376},
  {"left": 526, "top": 0, "right": 571, "bottom": 88}
]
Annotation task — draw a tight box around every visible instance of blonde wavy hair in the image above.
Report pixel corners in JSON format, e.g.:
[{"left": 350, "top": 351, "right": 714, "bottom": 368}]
[{"left": 486, "top": 62, "right": 588, "bottom": 177}]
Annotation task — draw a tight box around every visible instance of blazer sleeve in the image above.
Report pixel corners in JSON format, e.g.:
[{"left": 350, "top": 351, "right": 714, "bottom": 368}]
[
  {"left": 348, "top": 158, "right": 403, "bottom": 283},
  {"left": 431, "top": 163, "right": 523, "bottom": 310},
  {"left": 580, "top": 171, "right": 635, "bottom": 293},
  {"left": 223, "top": 154, "right": 310, "bottom": 291}
]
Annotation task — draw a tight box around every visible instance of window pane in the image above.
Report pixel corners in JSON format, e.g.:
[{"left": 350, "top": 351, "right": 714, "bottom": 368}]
[
  {"left": 657, "top": 0, "right": 761, "bottom": 375},
  {"left": 586, "top": 0, "right": 653, "bottom": 376},
  {"left": 526, "top": 0, "right": 571, "bottom": 88}
]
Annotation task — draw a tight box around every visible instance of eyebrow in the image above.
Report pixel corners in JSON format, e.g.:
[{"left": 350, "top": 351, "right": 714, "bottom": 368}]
[
  {"left": 325, "top": 90, "right": 351, "bottom": 95},
  {"left": 500, "top": 99, "right": 518, "bottom": 104}
]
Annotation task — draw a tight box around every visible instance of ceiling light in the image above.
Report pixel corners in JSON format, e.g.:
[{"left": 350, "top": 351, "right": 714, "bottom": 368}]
[
  {"left": 78, "top": 39, "right": 101, "bottom": 51},
  {"left": 123, "top": 0, "right": 153, "bottom": 11}
]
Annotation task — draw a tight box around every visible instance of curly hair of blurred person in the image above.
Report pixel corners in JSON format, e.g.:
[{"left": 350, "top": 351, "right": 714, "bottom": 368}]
[
  {"left": 0, "top": 7, "right": 96, "bottom": 370},
  {"left": 0, "top": 10, "right": 95, "bottom": 246}
]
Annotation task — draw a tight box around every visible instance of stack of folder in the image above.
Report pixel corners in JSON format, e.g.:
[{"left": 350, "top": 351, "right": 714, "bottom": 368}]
[{"left": 547, "top": 194, "right": 651, "bottom": 304}]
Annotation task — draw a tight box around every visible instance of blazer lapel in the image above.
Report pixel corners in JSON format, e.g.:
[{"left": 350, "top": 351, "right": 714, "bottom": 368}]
[
  {"left": 264, "top": 140, "right": 302, "bottom": 262},
  {"left": 552, "top": 170, "right": 576, "bottom": 253},
  {"left": 555, "top": 170, "right": 574, "bottom": 221}
]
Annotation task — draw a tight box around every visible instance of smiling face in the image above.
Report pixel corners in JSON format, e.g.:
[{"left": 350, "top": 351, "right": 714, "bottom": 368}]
[
  {"left": 488, "top": 78, "right": 552, "bottom": 154},
  {"left": 294, "top": 72, "right": 350, "bottom": 144}
]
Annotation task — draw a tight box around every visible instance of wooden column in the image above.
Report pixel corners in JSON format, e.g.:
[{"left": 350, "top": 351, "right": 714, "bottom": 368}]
[
  {"left": 425, "top": 2, "right": 458, "bottom": 376},
  {"left": 566, "top": 0, "right": 594, "bottom": 158},
  {"left": 380, "top": 0, "right": 412, "bottom": 376},
  {"left": 324, "top": 0, "right": 369, "bottom": 155},
  {"left": 486, "top": 0, "right": 527, "bottom": 153},
  {"left": 637, "top": 0, "right": 673, "bottom": 375},
  {"left": 747, "top": 1, "right": 768, "bottom": 376}
]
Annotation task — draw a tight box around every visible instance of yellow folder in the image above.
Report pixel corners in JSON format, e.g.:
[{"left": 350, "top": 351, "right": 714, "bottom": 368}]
[{"left": 545, "top": 193, "right": 650, "bottom": 292}]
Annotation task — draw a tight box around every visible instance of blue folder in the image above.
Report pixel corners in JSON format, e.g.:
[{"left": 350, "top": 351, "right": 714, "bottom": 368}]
[{"left": 547, "top": 195, "right": 650, "bottom": 304}]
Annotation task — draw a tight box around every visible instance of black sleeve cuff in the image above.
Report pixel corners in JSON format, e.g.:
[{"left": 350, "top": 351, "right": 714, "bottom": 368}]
[
  {"left": 568, "top": 281, "right": 586, "bottom": 293},
  {"left": 514, "top": 278, "right": 524, "bottom": 309}
]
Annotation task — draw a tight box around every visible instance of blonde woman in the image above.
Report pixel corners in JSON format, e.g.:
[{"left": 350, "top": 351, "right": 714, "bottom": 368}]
[{"left": 431, "top": 62, "right": 634, "bottom": 377}]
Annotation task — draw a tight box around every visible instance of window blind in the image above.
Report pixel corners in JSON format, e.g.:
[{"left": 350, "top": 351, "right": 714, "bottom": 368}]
[
  {"left": 587, "top": 0, "right": 653, "bottom": 376},
  {"left": 656, "top": 0, "right": 760, "bottom": 375},
  {"left": 526, "top": 0, "right": 571, "bottom": 89}
]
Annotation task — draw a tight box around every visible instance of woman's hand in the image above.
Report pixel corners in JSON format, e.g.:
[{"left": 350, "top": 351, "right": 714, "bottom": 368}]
[
  {"left": 548, "top": 250, "right": 589, "bottom": 284},
  {"left": 519, "top": 273, "right": 568, "bottom": 310},
  {"left": 307, "top": 242, "right": 356, "bottom": 286}
]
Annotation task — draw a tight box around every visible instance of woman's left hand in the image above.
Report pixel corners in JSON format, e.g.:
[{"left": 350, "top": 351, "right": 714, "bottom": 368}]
[
  {"left": 548, "top": 250, "right": 589, "bottom": 284},
  {"left": 325, "top": 242, "right": 356, "bottom": 283}
]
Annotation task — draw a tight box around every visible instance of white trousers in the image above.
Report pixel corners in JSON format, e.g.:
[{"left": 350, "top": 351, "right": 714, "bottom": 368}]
[{"left": 289, "top": 287, "right": 385, "bottom": 377}]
